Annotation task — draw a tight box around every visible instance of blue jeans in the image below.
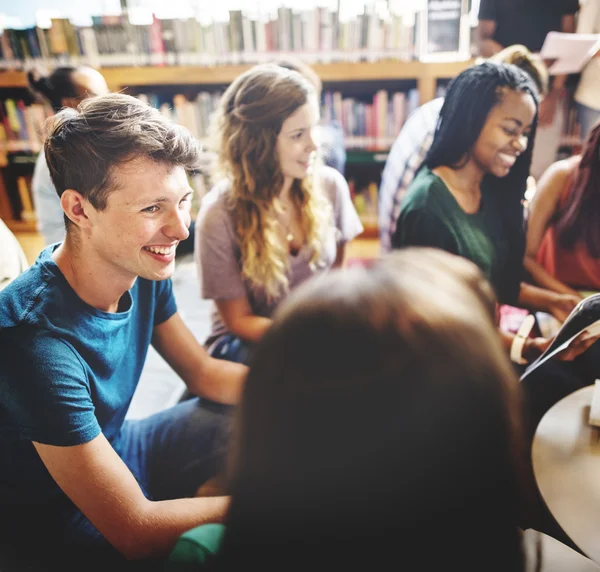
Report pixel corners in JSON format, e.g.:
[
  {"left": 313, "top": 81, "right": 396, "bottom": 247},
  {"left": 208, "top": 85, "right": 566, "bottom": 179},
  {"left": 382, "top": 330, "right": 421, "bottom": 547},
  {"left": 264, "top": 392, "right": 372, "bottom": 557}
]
[
  {"left": 576, "top": 102, "right": 600, "bottom": 142},
  {"left": 209, "top": 333, "right": 251, "bottom": 365},
  {"left": 55, "top": 398, "right": 233, "bottom": 564}
]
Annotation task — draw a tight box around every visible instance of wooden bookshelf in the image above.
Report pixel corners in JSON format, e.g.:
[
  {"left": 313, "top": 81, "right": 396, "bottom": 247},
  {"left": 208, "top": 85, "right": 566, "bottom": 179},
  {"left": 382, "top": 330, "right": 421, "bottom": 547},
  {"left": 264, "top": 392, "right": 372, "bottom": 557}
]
[{"left": 0, "top": 59, "right": 473, "bottom": 99}]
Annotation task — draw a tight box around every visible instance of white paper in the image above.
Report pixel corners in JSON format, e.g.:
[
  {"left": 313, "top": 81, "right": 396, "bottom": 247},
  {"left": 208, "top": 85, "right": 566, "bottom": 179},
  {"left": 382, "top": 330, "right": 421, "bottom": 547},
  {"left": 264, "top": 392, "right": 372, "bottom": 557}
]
[{"left": 540, "top": 32, "right": 600, "bottom": 75}]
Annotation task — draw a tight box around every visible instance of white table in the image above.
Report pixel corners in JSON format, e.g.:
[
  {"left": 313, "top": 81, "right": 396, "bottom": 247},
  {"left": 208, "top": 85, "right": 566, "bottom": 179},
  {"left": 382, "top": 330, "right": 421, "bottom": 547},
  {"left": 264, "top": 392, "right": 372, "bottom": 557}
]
[{"left": 532, "top": 385, "right": 600, "bottom": 564}]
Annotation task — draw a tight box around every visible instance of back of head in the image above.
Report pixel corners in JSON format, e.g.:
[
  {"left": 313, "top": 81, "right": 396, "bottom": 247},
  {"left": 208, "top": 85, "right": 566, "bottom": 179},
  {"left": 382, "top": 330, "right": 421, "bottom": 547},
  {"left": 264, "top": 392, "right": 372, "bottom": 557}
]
[
  {"left": 28, "top": 66, "right": 107, "bottom": 112},
  {"left": 28, "top": 67, "right": 79, "bottom": 112},
  {"left": 490, "top": 45, "right": 549, "bottom": 98},
  {"left": 44, "top": 93, "right": 203, "bottom": 230},
  {"left": 217, "top": 248, "right": 526, "bottom": 570}
]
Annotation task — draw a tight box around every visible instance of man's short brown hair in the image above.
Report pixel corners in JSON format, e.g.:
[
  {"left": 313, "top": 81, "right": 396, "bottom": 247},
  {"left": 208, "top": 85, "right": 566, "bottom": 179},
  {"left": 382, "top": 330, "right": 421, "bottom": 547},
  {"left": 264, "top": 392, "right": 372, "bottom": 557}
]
[{"left": 45, "top": 93, "right": 203, "bottom": 218}]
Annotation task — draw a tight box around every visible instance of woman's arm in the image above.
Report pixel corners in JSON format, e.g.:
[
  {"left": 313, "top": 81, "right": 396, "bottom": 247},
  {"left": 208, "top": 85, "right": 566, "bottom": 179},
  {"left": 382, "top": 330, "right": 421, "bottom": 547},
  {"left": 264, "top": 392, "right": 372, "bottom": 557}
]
[
  {"left": 524, "top": 160, "right": 581, "bottom": 298},
  {"left": 215, "top": 296, "right": 273, "bottom": 343},
  {"left": 518, "top": 282, "right": 580, "bottom": 324}
]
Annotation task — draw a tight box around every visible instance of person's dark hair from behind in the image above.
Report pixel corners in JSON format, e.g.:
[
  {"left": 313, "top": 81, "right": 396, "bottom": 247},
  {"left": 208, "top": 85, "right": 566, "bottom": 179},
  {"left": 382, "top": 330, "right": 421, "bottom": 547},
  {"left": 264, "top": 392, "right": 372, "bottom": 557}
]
[
  {"left": 555, "top": 121, "right": 600, "bottom": 257},
  {"left": 27, "top": 66, "right": 108, "bottom": 112},
  {"left": 212, "top": 248, "right": 529, "bottom": 571}
]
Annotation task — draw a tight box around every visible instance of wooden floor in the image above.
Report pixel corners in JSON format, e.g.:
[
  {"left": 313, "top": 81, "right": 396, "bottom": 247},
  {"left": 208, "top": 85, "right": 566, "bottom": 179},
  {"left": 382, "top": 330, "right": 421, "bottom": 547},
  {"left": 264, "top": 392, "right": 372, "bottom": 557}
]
[{"left": 14, "top": 231, "right": 45, "bottom": 265}]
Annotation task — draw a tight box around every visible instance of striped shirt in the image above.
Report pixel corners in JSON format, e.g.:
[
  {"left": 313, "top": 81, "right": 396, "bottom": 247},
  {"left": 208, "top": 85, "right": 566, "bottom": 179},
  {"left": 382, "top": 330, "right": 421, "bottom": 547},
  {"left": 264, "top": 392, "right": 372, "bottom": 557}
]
[{"left": 378, "top": 98, "right": 444, "bottom": 253}]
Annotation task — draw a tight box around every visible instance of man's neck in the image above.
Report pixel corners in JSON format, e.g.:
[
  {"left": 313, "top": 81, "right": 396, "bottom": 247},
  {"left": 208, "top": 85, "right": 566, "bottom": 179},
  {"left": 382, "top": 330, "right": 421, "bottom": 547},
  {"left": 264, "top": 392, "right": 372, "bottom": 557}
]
[{"left": 52, "top": 238, "right": 135, "bottom": 313}]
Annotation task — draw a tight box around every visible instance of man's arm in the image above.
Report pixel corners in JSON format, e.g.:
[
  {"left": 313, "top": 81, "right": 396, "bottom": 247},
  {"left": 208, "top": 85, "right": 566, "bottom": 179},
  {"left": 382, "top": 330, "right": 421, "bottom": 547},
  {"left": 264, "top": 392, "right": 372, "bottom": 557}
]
[
  {"left": 152, "top": 312, "right": 247, "bottom": 404},
  {"left": 539, "top": 13, "right": 576, "bottom": 125},
  {"left": 33, "top": 435, "right": 228, "bottom": 560},
  {"left": 476, "top": 19, "right": 504, "bottom": 57}
]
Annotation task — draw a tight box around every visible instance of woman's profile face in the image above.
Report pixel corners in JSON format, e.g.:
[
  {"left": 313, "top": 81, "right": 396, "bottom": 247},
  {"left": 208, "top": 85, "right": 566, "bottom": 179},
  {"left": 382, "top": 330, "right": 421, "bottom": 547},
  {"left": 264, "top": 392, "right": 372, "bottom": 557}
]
[
  {"left": 276, "top": 100, "right": 319, "bottom": 185},
  {"left": 471, "top": 89, "right": 536, "bottom": 179}
]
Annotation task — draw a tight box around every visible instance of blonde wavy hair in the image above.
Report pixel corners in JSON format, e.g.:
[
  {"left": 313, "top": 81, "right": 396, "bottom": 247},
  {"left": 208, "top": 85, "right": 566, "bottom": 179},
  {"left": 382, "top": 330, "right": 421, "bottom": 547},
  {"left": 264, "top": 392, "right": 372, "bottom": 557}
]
[
  {"left": 210, "top": 64, "right": 332, "bottom": 300},
  {"left": 490, "top": 44, "right": 549, "bottom": 97}
]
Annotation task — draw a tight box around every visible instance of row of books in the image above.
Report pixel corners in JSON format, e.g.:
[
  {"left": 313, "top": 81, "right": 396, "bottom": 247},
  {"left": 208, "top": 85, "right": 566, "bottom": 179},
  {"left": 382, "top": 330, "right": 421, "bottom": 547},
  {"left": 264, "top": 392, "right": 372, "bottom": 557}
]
[
  {"left": 0, "top": 99, "right": 53, "bottom": 154},
  {"left": 0, "top": 86, "right": 421, "bottom": 158},
  {"left": 322, "top": 88, "right": 420, "bottom": 150},
  {"left": 0, "top": 165, "right": 36, "bottom": 223},
  {"left": 349, "top": 179, "right": 379, "bottom": 231},
  {"left": 0, "top": 7, "right": 423, "bottom": 69}
]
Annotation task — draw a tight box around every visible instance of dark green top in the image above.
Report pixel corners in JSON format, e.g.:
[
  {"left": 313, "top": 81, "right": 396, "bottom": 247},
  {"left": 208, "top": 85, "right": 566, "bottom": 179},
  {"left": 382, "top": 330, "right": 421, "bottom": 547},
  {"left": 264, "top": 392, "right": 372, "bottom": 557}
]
[{"left": 392, "top": 166, "right": 519, "bottom": 304}]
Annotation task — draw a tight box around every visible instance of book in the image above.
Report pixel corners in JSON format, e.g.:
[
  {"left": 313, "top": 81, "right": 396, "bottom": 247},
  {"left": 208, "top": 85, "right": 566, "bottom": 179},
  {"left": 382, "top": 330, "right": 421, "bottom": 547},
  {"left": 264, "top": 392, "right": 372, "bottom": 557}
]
[
  {"left": 540, "top": 32, "right": 600, "bottom": 75},
  {"left": 521, "top": 293, "right": 600, "bottom": 381}
]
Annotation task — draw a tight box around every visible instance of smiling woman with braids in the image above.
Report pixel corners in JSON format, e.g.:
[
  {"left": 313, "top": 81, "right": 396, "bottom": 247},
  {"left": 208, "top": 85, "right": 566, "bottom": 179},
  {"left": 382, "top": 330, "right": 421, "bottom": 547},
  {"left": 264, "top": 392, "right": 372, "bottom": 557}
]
[
  {"left": 195, "top": 64, "right": 362, "bottom": 364},
  {"left": 392, "top": 62, "right": 581, "bottom": 366}
]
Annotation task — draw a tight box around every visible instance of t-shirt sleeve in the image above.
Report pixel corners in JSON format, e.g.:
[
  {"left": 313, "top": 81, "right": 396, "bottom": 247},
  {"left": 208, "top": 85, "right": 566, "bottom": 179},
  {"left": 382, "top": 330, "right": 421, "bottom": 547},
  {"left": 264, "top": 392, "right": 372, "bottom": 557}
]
[
  {"left": 0, "top": 328, "right": 100, "bottom": 446},
  {"left": 195, "top": 193, "right": 246, "bottom": 301},
  {"left": 154, "top": 277, "right": 177, "bottom": 326},
  {"left": 477, "top": 0, "right": 496, "bottom": 20},
  {"left": 324, "top": 167, "right": 363, "bottom": 243},
  {"left": 391, "top": 207, "right": 459, "bottom": 255}
]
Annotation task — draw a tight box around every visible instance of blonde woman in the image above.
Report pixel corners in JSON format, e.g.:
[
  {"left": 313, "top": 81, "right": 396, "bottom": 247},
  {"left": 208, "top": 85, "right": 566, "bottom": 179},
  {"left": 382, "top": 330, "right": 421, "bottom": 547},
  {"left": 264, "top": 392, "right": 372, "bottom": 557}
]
[{"left": 195, "top": 64, "right": 363, "bottom": 364}]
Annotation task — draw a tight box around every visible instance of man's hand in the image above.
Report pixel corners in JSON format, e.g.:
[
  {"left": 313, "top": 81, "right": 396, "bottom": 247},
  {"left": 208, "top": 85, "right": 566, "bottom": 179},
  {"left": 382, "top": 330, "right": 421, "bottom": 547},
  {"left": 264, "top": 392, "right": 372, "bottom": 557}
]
[{"left": 547, "top": 292, "right": 581, "bottom": 323}]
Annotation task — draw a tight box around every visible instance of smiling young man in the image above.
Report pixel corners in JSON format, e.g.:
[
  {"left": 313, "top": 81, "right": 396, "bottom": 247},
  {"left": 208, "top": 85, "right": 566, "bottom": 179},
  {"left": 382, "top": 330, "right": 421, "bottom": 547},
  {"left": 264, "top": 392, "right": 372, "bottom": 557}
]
[{"left": 0, "top": 94, "right": 246, "bottom": 565}]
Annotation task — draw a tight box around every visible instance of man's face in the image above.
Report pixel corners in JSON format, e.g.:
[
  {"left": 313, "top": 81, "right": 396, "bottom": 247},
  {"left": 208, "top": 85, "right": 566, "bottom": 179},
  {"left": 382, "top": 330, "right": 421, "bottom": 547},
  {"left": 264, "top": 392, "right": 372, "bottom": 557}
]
[{"left": 84, "top": 158, "right": 192, "bottom": 283}]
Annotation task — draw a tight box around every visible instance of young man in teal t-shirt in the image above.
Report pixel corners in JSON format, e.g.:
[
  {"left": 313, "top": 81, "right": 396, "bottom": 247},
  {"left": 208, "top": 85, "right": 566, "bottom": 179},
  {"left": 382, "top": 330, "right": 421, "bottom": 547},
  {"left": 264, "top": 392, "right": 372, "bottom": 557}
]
[{"left": 0, "top": 94, "right": 246, "bottom": 564}]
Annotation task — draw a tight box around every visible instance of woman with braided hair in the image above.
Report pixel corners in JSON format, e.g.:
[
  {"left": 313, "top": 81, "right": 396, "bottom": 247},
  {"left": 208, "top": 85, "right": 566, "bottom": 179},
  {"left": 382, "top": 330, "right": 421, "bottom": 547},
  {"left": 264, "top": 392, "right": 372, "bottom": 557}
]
[
  {"left": 392, "top": 62, "right": 583, "bottom": 366},
  {"left": 195, "top": 64, "right": 362, "bottom": 364}
]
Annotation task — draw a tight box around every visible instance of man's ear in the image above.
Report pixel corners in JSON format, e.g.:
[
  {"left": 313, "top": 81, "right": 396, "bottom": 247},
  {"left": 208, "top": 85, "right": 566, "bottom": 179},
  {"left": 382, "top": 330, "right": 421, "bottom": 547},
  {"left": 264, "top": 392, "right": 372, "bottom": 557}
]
[{"left": 60, "top": 189, "right": 92, "bottom": 229}]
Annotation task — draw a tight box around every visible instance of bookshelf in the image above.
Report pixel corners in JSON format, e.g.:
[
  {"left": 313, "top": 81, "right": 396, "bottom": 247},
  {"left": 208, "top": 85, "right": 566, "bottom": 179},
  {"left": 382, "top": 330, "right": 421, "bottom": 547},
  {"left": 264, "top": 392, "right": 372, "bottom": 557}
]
[
  {"left": 0, "top": 60, "right": 472, "bottom": 95},
  {"left": 0, "top": 59, "right": 473, "bottom": 234}
]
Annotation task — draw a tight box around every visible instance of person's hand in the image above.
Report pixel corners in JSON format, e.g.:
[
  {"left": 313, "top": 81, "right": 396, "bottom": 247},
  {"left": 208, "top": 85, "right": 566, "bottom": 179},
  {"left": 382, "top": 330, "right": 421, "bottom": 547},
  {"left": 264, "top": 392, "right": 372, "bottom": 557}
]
[
  {"left": 556, "top": 331, "right": 599, "bottom": 361},
  {"left": 523, "top": 337, "right": 552, "bottom": 362},
  {"left": 523, "top": 334, "right": 597, "bottom": 363},
  {"left": 538, "top": 90, "right": 560, "bottom": 127},
  {"left": 547, "top": 292, "right": 581, "bottom": 323}
]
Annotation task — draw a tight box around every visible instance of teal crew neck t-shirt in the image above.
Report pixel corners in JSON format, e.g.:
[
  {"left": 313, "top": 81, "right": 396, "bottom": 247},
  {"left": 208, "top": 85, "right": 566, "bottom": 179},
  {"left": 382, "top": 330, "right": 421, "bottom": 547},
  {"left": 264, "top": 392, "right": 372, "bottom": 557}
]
[{"left": 0, "top": 245, "right": 177, "bottom": 505}]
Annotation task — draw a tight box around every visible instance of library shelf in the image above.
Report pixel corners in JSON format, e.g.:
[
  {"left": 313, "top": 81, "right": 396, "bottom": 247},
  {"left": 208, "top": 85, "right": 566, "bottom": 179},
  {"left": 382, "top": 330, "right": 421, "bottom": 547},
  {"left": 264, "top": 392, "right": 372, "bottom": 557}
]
[{"left": 0, "top": 59, "right": 473, "bottom": 98}]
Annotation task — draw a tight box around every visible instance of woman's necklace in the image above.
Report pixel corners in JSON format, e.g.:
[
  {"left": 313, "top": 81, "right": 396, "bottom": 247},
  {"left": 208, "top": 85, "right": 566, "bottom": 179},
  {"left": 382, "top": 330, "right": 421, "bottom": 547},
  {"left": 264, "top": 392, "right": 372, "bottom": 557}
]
[{"left": 278, "top": 200, "right": 300, "bottom": 255}]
